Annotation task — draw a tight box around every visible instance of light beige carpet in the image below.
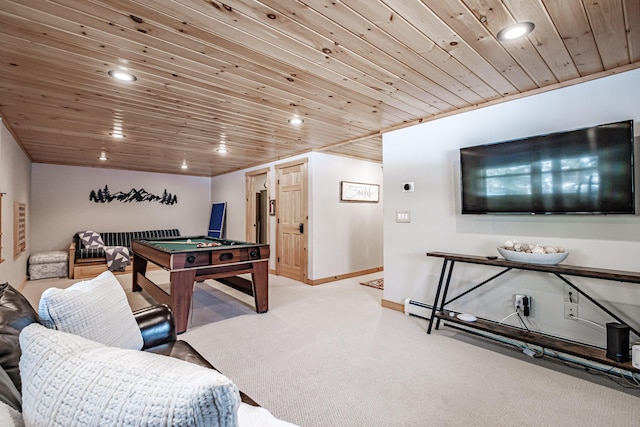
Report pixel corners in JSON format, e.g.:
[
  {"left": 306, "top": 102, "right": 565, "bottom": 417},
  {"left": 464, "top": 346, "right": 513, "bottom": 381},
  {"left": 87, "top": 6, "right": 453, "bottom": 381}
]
[
  {"left": 180, "top": 274, "right": 640, "bottom": 427},
  {"left": 22, "top": 272, "right": 640, "bottom": 426}
]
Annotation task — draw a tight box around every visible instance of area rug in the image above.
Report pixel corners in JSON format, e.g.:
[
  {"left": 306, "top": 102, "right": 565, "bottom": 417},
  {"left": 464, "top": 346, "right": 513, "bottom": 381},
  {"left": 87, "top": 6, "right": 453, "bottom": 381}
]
[
  {"left": 189, "top": 280, "right": 256, "bottom": 328},
  {"left": 359, "top": 278, "right": 384, "bottom": 290}
]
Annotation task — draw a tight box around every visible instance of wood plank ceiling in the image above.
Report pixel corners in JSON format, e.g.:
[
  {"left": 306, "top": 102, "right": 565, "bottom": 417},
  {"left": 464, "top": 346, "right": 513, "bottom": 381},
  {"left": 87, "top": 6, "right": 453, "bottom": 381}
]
[{"left": 1, "top": 0, "right": 639, "bottom": 177}]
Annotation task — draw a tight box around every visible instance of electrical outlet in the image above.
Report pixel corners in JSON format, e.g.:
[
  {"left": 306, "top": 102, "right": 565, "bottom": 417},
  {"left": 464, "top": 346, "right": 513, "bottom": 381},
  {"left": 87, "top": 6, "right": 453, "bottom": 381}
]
[
  {"left": 515, "top": 294, "right": 531, "bottom": 316},
  {"left": 564, "top": 284, "right": 578, "bottom": 303},
  {"left": 564, "top": 302, "right": 578, "bottom": 320}
]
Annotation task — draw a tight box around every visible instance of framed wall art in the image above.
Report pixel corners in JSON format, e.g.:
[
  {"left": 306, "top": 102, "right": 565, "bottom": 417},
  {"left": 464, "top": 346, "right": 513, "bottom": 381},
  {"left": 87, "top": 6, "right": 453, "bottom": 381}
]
[{"left": 340, "top": 181, "right": 379, "bottom": 203}]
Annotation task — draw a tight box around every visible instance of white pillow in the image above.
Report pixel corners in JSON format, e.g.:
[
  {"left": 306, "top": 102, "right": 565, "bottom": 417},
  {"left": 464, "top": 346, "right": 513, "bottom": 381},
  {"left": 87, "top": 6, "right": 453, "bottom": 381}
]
[
  {"left": 38, "top": 271, "right": 143, "bottom": 350},
  {"left": 0, "top": 401, "right": 23, "bottom": 427},
  {"left": 19, "top": 324, "right": 240, "bottom": 427}
]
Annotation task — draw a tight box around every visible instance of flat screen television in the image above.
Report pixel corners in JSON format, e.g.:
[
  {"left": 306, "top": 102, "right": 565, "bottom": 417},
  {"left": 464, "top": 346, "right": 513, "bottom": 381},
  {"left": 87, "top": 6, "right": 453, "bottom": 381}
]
[{"left": 460, "top": 120, "right": 635, "bottom": 215}]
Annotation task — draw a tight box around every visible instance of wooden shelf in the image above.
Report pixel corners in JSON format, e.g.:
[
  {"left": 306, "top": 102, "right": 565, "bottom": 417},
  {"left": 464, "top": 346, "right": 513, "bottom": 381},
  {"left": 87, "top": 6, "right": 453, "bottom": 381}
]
[
  {"left": 435, "top": 310, "right": 639, "bottom": 373},
  {"left": 426, "top": 252, "right": 640, "bottom": 375},
  {"left": 427, "top": 251, "right": 640, "bottom": 284}
]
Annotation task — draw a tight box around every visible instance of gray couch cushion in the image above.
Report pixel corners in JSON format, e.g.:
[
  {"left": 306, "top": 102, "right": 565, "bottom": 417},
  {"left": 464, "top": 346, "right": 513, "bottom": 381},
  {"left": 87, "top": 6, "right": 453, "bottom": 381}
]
[
  {"left": 0, "top": 283, "right": 40, "bottom": 392},
  {"left": 0, "top": 366, "right": 21, "bottom": 412}
]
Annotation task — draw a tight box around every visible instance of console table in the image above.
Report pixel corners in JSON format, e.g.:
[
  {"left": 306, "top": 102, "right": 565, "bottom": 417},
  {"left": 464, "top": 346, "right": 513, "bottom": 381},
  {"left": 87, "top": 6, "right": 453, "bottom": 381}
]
[{"left": 426, "top": 251, "right": 640, "bottom": 373}]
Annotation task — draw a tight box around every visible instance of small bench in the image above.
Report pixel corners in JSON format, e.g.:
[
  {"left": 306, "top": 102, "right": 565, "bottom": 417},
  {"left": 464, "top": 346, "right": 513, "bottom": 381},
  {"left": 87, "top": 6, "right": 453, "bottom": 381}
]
[{"left": 29, "top": 251, "right": 69, "bottom": 280}]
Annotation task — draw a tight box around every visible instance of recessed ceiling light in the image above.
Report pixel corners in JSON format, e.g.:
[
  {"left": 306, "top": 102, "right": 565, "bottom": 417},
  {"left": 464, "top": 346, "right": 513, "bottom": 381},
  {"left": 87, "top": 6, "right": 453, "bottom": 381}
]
[
  {"left": 108, "top": 70, "right": 137, "bottom": 82},
  {"left": 110, "top": 130, "right": 124, "bottom": 138},
  {"left": 98, "top": 151, "right": 108, "bottom": 161},
  {"left": 181, "top": 160, "right": 188, "bottom": 170},
  {"left": 288, "top": 117, "right": 304, "bottom": 125},
  {"left": 216, "top": 147, "right": 228, "bottom": 153},
  {"left": 497, "top": 22, "right": 535, "bottom": 42}
]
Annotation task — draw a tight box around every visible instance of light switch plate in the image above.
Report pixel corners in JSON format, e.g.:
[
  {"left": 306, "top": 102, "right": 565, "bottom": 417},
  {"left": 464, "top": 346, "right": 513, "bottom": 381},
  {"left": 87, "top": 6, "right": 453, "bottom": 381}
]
[{"left": 396, "top": 210, "right": 411, "bottom": 223}]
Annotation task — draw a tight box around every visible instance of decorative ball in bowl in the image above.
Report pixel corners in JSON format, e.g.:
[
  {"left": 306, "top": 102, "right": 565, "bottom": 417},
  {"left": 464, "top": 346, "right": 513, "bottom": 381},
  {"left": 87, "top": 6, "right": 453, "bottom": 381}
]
[{"left": 497, "top": 241, "right": 569, "bottom": 265}]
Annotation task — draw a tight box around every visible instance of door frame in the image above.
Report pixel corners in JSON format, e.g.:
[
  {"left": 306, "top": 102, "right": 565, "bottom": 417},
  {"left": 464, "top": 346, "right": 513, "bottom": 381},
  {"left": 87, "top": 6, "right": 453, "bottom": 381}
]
[
  {"left": 275, "top": 158, "right": 308, "bottom": 283},
  {"left": 245, "top": 167, "right": 270, "bottom": 243}
]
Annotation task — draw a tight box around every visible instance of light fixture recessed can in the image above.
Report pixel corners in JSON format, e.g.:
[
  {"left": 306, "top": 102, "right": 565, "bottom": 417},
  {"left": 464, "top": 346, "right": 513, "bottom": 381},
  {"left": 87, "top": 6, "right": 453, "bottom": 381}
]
[
  {"left": 108, "top": 69, "right": 137, "bottom": 82},
  {"left": 288, "top": 117, "right": 304, "bottom": 125},
  {"left": 98, "top": 151, "right": 108, "bottom": 161},
  {"left": 497, "top": 22, "right": 535, "bottom": 42}
]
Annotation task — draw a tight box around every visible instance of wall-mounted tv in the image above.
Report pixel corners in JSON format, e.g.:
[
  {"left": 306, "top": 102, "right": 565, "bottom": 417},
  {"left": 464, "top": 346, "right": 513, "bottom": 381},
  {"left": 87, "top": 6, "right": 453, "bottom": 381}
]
[{"left": 460, "top": 120, "right": 635, "bottom": 215}]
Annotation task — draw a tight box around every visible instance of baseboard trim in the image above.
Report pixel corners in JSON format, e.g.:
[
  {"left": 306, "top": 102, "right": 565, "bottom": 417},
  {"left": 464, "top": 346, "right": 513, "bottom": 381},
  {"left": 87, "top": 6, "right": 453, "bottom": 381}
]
[
  {"left": 306, "top": 266, "right": 383, "bottom": 286},
  {"left": 16, "top": 277, "right": 28, "bottom": 291},
  {"left": 381, "top": 298, "right": 404, "bottom": 312}
]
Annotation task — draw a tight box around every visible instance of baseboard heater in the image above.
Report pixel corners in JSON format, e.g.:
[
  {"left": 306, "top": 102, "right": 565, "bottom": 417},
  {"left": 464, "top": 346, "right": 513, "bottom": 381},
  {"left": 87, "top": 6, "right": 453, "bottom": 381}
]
[
  {"left": 403, "top": 299, "right": 637, "bottom": 380},
  {"left": 404, "top": 298, "right": 433, "bottom": 318}
]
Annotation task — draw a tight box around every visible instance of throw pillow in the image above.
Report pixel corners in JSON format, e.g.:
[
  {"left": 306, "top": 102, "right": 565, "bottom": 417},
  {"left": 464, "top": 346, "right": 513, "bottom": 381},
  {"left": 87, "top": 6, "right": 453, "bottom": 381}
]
[
  {"left": 19, "top": 324, "right": 240, "bottom": 427},
  {"left": 38, "top": 271, "right": 143, "bottom": 350},
  {"left": 104, "top": 245, "right": 131, "bottom": 271},
  {"left": 78, "top": 230, "right": 104, "bottom": 248}
]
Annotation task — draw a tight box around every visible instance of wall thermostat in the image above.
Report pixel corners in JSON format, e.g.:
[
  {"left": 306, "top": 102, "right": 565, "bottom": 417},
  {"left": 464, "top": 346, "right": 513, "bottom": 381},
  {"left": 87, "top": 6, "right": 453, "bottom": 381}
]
[{"left": 402, "top": 182, "right": 414, "bottom": 192}]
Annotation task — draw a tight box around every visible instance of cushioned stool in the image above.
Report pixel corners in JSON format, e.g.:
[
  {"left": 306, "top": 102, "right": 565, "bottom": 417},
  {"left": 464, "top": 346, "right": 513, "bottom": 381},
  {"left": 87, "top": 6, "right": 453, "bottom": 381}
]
[{"left": 28, "top": 251, "right": 69, "bottom": 280}]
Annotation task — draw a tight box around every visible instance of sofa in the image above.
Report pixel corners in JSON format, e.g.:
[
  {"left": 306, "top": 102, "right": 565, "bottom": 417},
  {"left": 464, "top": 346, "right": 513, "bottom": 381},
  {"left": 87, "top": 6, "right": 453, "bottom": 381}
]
[
  {"left": 0, "top": 279, "right": 293, "bottom": 426},
  {"left": 68, "top": 229, "right": 180, "bottom": 279}
]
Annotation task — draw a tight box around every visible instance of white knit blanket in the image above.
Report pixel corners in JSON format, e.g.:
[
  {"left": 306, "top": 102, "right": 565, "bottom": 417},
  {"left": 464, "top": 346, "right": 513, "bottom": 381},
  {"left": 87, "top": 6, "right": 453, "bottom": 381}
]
[{"left": 19, "top": 324, "right": 240, "bottom": 426}]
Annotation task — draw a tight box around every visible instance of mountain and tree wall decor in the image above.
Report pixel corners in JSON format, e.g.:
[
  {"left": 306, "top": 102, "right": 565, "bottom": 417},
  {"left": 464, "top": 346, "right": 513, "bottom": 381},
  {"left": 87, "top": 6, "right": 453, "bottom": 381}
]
[{"left": 89, "top": 185, "right": 178, "bottom": 205}]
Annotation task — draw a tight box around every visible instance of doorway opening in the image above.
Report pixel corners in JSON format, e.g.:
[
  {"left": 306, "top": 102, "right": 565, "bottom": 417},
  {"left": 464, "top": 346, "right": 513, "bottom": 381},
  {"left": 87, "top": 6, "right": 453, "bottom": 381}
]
[{"left": 245, "top": 168, "right": 270, "bottom": 244}]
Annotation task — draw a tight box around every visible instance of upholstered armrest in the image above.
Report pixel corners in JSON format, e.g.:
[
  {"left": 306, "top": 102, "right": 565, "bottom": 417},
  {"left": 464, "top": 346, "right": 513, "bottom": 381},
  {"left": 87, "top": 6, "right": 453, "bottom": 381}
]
[{"left": 133, "top": 304, "right": 177, "bottom": 350}]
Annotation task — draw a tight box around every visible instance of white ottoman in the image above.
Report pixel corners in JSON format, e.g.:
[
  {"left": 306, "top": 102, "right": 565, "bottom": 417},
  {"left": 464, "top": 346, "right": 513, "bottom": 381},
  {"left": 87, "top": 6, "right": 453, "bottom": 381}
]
[{"left": 28, "top": 251, "right": 69, "bottom": 280}]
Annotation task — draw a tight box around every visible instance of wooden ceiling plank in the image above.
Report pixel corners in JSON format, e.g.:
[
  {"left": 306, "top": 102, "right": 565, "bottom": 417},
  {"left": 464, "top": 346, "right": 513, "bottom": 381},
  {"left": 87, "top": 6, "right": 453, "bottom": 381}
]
[
  {"left": 0, "top": 71, "right": 357, "bottom": 147},
  {"left": 0, "top": 7, "right": 406, "bottom": 130},
  {"left": 21, "top": 0, "right": 430, "bottom": 121},
  {"left": 0, "top": 35, "right": 383, "bottom": 139},
  {"left": 461, "top": 0, "right": 558, "bottom": 87},
  {"left": 502, "top": 0, "right": 581, "bottom": 81},
  {"left": 255, "top": 0, "right": 484, "bottom": 107},
  {"left": 374, "top": 0, "right": 512, "bottom": 99},
  {"left": 117, "top": 0, "right": 440, "bottom": 116},
  {"left": 424, "top": 0, "right": 538, "bottom": 91},
  {"left": 623, "top": 0, "right": 640, "bottom": 62},
  {"left": 542, "top": 0, "right": 604, "bottom": 75},
  {"left": 584, "top": 0, "right": 630, "bottom": 69}
]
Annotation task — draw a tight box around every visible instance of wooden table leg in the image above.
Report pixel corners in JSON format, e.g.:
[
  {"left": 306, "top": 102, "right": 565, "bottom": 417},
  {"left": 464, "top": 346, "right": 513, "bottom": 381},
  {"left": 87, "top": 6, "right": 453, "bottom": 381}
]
[
  {"left": 132, "top": 255, "right": 148, "bottom": 292},
  {"left": 170, "top": 270, "right": 197, "bottom": 334},
  {"left": 251, "top": 261, "right": 269, "bottom": 313}
]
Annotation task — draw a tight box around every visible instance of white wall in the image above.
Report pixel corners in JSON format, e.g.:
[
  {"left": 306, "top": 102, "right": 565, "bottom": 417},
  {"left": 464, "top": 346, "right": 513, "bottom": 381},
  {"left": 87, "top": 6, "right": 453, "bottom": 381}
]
[
  {"left": 310, "top": 152, "right": 383, "bottom": 279},
  {"left": 31, "top": 164, "right": 212, "bottom": 252},
  {"left": 211, "top": 152, "right": 384, "bottom": 280},
  {"left": 0, "top": 119, "right": 32, "bottom": 286},
  {"left": 383, "top": 68, "right": 640, "bottom": 347}
]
